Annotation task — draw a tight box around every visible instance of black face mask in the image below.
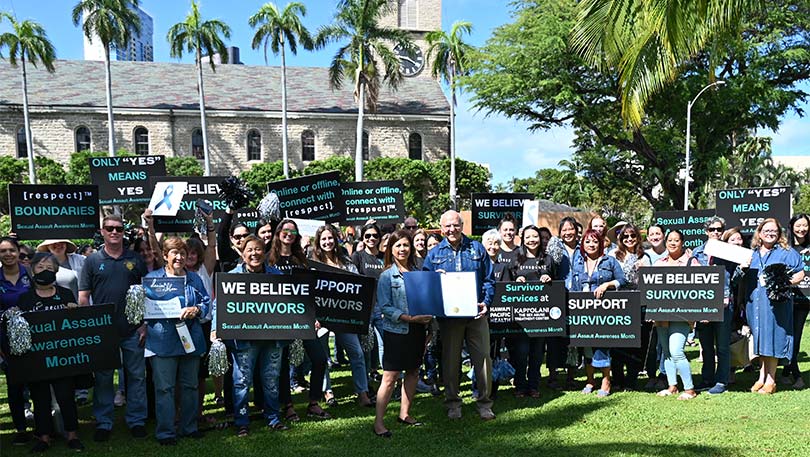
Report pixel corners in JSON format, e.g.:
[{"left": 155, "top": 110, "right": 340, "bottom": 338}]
[{"left": 33, "top": 269, "right": 56, "bottom": 286}]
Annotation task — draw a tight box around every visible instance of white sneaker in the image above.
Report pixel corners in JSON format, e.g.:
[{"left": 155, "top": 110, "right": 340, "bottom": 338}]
[
  {"left": 24, "top": 408, "right": 34, "bottom": 422},
  {"left": 114, "top": 390, "right": 126, "bottom": 407}
]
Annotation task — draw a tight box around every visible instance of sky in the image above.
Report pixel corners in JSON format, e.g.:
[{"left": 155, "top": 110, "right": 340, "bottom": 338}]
[{"left": 0, "top": 0, "right": 807, "bottom": 186}]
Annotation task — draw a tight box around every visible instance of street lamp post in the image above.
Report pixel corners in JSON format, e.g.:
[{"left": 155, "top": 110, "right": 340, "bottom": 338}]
[{"left": 684, "top": 80, "right": 725, "bottom": 210}]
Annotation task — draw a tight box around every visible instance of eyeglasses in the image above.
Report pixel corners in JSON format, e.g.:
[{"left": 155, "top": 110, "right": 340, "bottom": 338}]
[
  {"left": 364, "top": 233, "right": 379, "bottom": 240},
  {"left": 761, "top": 230, "right": 780, "bottom": 235},
  {"left": 404, "top": 225, "right": 417, "bottom": 230},
  {"left": 707, "top": 227, "right": 724, "bottom": 233},
  {"left": 18, "top": 253, "right": 31, "bottom": 260},
  {"left": 281, "top": 229, "right": 298, "bottom": 236},
  {"left": 232, "top": 233, "right": 248, "bottom": 240},
  {"left": 103, "top": 225, "right": 125, "bottom": 233}
]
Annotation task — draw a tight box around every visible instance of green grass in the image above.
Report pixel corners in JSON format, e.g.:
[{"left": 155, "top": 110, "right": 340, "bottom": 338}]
[{"left": 4, "top": 329, "right": 810, "bottom": 457}]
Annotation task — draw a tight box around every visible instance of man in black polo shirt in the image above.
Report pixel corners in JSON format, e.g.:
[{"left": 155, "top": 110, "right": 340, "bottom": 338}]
[{"left": 79, "top": 215, "right": 147, "bottom": 442}]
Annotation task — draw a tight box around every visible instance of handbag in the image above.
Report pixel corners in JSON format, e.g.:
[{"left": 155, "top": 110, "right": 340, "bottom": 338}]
[
  {"left": 730, "top": 326, "right": 756, "bottom": 367},
  {"left": 491, "top": 358, "right": 515, "bottom": 384}
]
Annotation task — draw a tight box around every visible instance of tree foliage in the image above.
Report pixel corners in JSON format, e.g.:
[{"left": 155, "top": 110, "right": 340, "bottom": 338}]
[
  {"left": 165, "top": 156, "right": 204, "bottom": 177},
  {"left": 240, "top": 161, "right": 291, "bottom": 200}
]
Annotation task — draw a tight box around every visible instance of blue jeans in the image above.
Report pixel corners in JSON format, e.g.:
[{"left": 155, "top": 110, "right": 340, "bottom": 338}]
[
  {"left": 697, "top": 307, "right": 732, "bottom": 385},
  {"left": 507, "top": 336, "right": 545, "bottom": 392},
  {"left": 232, "top": 341, "right": 284, "bottom": 427},
  {"left": 323, "top": 333, "right": 368, "bottom": 394},
  {"left": 94, "top": 332, "right": 146, "bottom": 430},
  {"left": 151, "top": 355, "right": 200, "bottom": 439},
  {"left": 657, "top": 323, "right": 694, "bottom": 390}
]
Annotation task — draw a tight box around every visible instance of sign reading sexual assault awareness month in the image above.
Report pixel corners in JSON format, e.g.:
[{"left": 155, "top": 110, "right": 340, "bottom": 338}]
[
  {"left": 149, "top": 176, "right": 227, "bottom": 232},
  {"left": 267, "top": 172, "right": 343, "bottom": 222},
  {"left": 471, "top": 193, "right": 533, "bottom": 235},
  {"left": 89, "top": 155, "right": 166, "bottom": 205},
  {"left": 489, "top": 281, "right": 567, "bottom": 337},
  {"left": 340, "top": 180, "right": 406, "bottom": 224},
  {"left": 716, "top": 186, "right": 791, "bottom": 236},
  {"left": 6, "top": 304, "right": 120, "bottom": 384},
  {"left": 652, "top": 209, "right": 715, "bottom": 250},
  {"left": 638, "top": 266, "right": 725, "bottom": 322},
  {"left": 216, "top": 272, "right": 316, "bottom": 340},
  {"left": 8, "top": 184, "right": 99, "bottom": 239},
  {"left": 304, "top": 269, "right": 376, "bottom": 334},
  {"left": 568, "top": 292, "right": 641, "bottom": 348}
]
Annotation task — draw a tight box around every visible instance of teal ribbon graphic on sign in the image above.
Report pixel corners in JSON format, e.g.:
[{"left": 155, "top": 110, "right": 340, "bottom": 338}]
[{"left": 155, "top": 184, "right": 174, "bottom": 211}]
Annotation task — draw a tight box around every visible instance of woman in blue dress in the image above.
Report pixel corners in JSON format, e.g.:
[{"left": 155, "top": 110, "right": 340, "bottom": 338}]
[{"left": 744, "top": 218, "right": 805, "bottom": 395}]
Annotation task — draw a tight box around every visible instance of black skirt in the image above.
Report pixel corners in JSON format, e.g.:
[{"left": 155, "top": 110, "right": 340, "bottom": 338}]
[{"left": 382, "top": 323, "right": 427, "bottom": 371}]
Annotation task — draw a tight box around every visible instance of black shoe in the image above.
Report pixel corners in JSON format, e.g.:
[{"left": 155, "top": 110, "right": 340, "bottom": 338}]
[
  {"left": 158, "top": 437, "right": 177, "bottom": 446},
  {"left": 13, "top": 432, "right": 31, "bottom": 446},
  {"left": 93, "top": 429, "right": 110, "bottom": 442},
  {"left": 397, "top": 417, "right": 424, "bottom": 426},
  {"left": 67, "top": 438, "right": 85, "bottom": 452},
  {"left": 375, "top": 429, "right": 393, "bottom": 438},
  {"left": 183, "top": 430, "right": 205, "bottom": 439},
  {"left": 130, "top": 425, "right": 147, "bottom": 438},
  {"left": 31, "top": 439, "right": 50, "bottom": 453}
]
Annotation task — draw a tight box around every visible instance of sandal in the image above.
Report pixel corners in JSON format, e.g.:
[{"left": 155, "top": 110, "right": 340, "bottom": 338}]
[
  {"left": 270, "top": 422, "right": 290, "bottom": 431},
  {"left": 307, "top": 404, "right": 332, "bottom": 419},
  {"left": 657, "top": 388, "right": 678, "bottom": 397},
  {"left": 677, "top": 391, "right": 697, "bottom": 400},
  {"left": 284, "top": 404, "right": 300, "bottom": 422},
  {"left": 236, "top": 426, "right": 249, "bottom": 437},
  {"left": 750, "top": 381, "right": 765, "bottom": 393},
  {"left": 581, "top": 384, "right": 594, "bottom": 394},
  {"left": 596, "top": 389, "right": 611, "bottom": 398}
]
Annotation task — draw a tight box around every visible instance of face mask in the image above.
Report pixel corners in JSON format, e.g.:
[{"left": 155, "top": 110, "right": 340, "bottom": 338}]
[{"left": 33, "top": 269, "right": 56, "bottom": 286}]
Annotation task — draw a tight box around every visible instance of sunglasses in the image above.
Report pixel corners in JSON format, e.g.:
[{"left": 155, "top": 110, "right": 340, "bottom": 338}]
[
  {"left": 232, "top": 233, "right": 248, "bottom": 240},
  {"left": 621, "top": 234, "right": 637, "bottom": 240},
  {"left": 103, "top": 225, "right": 125, "bottom": 233},
  {"left": 281, "top": 229, "right": 298, "bottom": 236},
  {"left": 707, "top": 227, "right": 724, "bottom": 233},
  {"left": 404, "top": 225, "right": 418, "bottom": 230},
  {"left": 18, "top": 253, "right": 31, "bottom": 260},
  {"left": 364, "top": 233, "right": 380, "bottom": 240}
]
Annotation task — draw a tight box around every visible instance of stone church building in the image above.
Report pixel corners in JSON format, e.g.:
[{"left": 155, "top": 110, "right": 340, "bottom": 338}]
[{"left": 0, "top": 0, "right": 449, "bottom": 176}]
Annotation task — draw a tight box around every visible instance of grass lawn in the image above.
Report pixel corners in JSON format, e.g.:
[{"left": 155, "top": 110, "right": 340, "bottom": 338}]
[{"left": 3, "top": 328, "right": 810, "bottom": 457}]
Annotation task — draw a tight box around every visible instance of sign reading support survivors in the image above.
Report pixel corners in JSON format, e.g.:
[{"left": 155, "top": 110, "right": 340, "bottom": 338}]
[
  {"left": 216, "top": 272, "right": 316, "bottom": 340},
  {"left": 149, "top": 176, "right": 227, "bottom": 232},
  {"left": 489, "top": 281, "right": 567, "bottom": 337},
  {"left": 638, "top": 266, "right": 725, "bottom": 321},
  {"left": 267, "top": 172, "right": 343, "bottom": 222},
  {"left": 8, "top": 184, "right": 99, "bottom": 239},
  {"left": 652, "top": 209, "right": 715, "bottom": 250},
  {"left": 568, "top": 291, "right": 641, "bottom": 347},
  {"left": 471, "top": 193, "right": 532, "bottom": 235},
  {"left": 6, "top": 304, "right": 120, "bottom": 384},
  {"left": 716, "top": 186, "right": 791, "bottom": 236},
  {"left": 341, "top": 180, "right": 406, "bottom": 225},
  {"left": 306, "top": 269, "right": 376, "bottom": 334},
  {"left": 89, "top": 155, "right": 166, "bottom": 205}
]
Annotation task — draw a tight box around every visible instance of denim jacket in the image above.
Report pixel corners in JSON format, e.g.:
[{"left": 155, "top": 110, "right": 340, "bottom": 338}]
[
  {"left": 690, "top": 242, "right": 733, "bottom": 302},
  {"left": 144, "top": 268, "right": 210, "bottom": 357},
  {"left": 377, "top": 265, "right": 410, "bottom": 334},
  {"left": 422, "top": 235, "right": 495, "bottom": 306},
  {"left": 569, "top": 253, "right": 626, "bottom": 292}
]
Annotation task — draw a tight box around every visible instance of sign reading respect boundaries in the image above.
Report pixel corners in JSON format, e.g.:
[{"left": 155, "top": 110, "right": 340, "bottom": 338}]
[{"left": 8, "top": 184, "right": 100, "bottom": 239}]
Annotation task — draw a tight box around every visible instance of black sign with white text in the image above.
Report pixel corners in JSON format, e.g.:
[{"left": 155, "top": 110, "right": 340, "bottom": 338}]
[
  {"left": 471, "top": 193, "right": 532, "bottom": 235},
  {"left": 638, "top": 266, "right": 725, "bottom": 321},
  {"left": 652, "top": 209, "right": 715, "bottom": 250},
  {"left": 716, "top": 186, "right": 791, "bottom": 236},
  {"left": 8, "top": 184, "right": 99, "bottom": 239},
  {"left": 341, "top": 180, "right": 406, "bottom": 225},
  {"left": 149, "top": 176, "right": 227, "bottom": 232},
  {"left": 567, "top": 291, "right": 641, "bottom": 348},
  {"left": 305, "top": 269, "right": 376, "bottom": 334},
  {"left": 89, "top": 155, "right": 166, "bottom": 205},
  {"left": 489, "top": 281, "right": 566, "bottom": 337},
  {"left": 267, "top": 172, "right": 343, "bottom": 222}
]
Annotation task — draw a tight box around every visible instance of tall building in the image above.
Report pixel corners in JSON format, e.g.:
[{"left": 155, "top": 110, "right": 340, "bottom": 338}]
[{"left": 82, "top": 4, "right": 154, "bottom": 62}]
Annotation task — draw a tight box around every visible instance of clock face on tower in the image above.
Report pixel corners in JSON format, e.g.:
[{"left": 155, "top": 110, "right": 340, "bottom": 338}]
[{"left": 393, "top": 43, "right": 424, "bottom": 77}]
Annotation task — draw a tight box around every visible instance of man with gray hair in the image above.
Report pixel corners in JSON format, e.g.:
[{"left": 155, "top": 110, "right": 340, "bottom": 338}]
[{"left": 422, "top": 210, "right": 496, "bottom": 420}]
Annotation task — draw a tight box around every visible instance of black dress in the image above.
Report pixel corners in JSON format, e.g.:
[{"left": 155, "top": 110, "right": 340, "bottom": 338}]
[{"left": 382, "top": 323, "right": 427, "bottom": 371}]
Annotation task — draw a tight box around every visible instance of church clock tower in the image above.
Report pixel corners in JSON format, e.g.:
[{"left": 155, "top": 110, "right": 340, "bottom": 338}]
[{"left": 381, "top": 0, "right": 442, "bottom": 78}]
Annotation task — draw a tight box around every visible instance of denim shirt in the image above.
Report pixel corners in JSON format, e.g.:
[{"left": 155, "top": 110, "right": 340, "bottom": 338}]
[
  {"left": 144, "top": 268, "right": 210, "bottom": 357},
  {"left": 377, "top": 265, "right": 410, "bottom": 334},
  {"left": 422, "top": 235, "right": 495, "bottom": 306},
  {"left": 569, "top": 253, "right": 626, "bottom": 292}
]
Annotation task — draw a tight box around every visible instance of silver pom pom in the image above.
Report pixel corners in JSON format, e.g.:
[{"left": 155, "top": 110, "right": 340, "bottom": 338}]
[
  {"left": 3, "top": 308, "right": 32, "bottom": 355},
  {"left": 289, "top": 339, "right": 305, "bottom": 366},
  {"left": 621, "top": 254, "right": 639, "bottom": 286},
  {"left": 194, "top": 200, "right": 211, "bottom": 237},
  {"left": 257, "top": 192, "right": 281, "bottom": 222},
  {"left": 208, "top": 340, "right": 230, "bottom": 377},
  {"left": 546, "top": 236, "right": 565, "bottom": 264},
  {"left": 359, "top": 325, "right": 376, "bottom": 353},
  {"left": 125, "top": 285, "right": 146, "bottom": 324}
]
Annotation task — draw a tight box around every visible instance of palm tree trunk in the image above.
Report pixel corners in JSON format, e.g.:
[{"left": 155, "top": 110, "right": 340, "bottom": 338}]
[
  {"left": 281, "top": 41, "right": 289, "bottom": 178},
  {"left": 355, "top": 81, "right": 365, "bottom": 182},
  {"left": 197, "top": 49, "right": 211, "bottom": 176},
  {"left": 449, "top": 69, "right": 457, "bottom": 210},
  {"left": 21, "top": 56, "right": 36, "bottom": 184},
  {"left": 104, "top": 47, "right": 116, "bottom": 156}
]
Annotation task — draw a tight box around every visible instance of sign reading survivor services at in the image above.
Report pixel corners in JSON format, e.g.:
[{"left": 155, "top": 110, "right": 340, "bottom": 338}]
[
  {"left": 471, "top": 193, "right": 532, "bottom": 235},
  {"left": 267, "top": 172, "right": 343, "bottom": 222},
  {"left": 638, "top": 266, "right": 725, "bottom": 322},
  {"left": 7, "top": 304, "right": 120, "bottom": 384},
  {"left": 489, "top": 281, "right": 566, "bottom": 337},
  {"left": 149, "top": 176, "right": 227, "bottom": 232},
  {"left": 216, "top": 272, "right": 316, "bottom": 340},
  {"left": 652, "top": 209, "right": 714, "bottom": 250},
  {"left": 89, "top": 155, "right": 166, "bottom": 205},
  {"left": 568, "top": 291, "right": 641, "bottom": 348},
  {"left": 716, "top": 186, "right": 791, "bottom": 236},
  {"left": 305, "top": 269, "right": 376, "bottom": 334},
  {"left": 8, "top": 184, "right": 99, "bottom": 239},
  {"left": 341, "top": 180, "right": 406, "bottom": 225}
]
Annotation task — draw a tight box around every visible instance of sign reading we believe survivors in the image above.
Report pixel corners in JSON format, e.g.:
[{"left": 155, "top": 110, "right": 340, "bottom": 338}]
[
  {"left": 638, "top": 266, "right": 725, "bottom": 322},
  {"left": 305, "top": 268, "right": 376, "bottom": 334},
  {"left": 149, "top": 176, "right": 227, "bottom": 232},
  {"left": 489, "top": 281, "right": 567, "bottom": 337},
  {"left": 8, "top": 184, "right": 99, "bottom": 239},
  {"left": 471, "top": 193, "right": 532, "bottom": 235},
  {"left": 716, "top": 186, "right": 791, "bottom": 236},
  {"left": 340, "top": 180, "right": 406, "bottom": 225},
  {"left": 216, "top": 272, "right": 316, "bottom": 340},
  {"left": 652, "top": 209, "right": 714, "bottom": 250},
  {"left": 89, "top": 155, "right": 166, "bottom": 205},
  {"left": 267, "top": 172, "right": 343, "bottom": 222},
  {"left": 7, "top": 304, "right": 120, "bottom": 384},
  {"left": 568, "top": 292, "right": 641, "bottom": 348}
]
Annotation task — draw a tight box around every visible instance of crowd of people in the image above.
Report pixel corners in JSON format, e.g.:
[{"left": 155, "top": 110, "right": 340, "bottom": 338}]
[{"left": 1, "top": 203, "right": 808, "bottom": 451}]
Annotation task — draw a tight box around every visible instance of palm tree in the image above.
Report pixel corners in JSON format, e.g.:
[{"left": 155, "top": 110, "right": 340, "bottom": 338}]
[
  {"left": 249, "top": 2, "right": 313, "bottom": 179},
  {"left": 315, "top": 0, "right": 414, "bottom": 181},
  {"left": 425, "top": 20, "right": 473, "bottom": 210},
  {"left": 167, "top": 0, "right": 231, "bottom": 176},
  {"left": 0, "top": 13, "right": 57, "bottom": 184},
  {"left": 72, "top": 0, "right": 141, "bottom": 157},
  {"left": 570, "top": 0, "right": 761, "bottom": 128}
]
